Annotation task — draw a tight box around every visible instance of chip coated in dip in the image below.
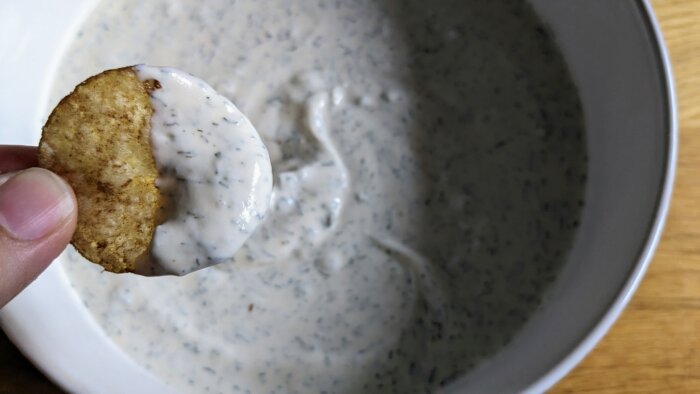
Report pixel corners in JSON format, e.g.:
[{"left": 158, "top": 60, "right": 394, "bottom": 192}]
[{"left": 135, "top": 65, "right": 273, "bottom": 276}]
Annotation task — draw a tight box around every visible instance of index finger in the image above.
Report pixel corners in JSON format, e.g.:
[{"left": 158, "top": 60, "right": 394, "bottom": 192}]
[{"left": 0, "top": 146, "right": 38, "bottom": 174}]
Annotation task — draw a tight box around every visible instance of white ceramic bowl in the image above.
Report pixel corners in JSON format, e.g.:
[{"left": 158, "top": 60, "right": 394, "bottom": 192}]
[{"left": 0, "top": 1, "right": 676, "bottom": 393}]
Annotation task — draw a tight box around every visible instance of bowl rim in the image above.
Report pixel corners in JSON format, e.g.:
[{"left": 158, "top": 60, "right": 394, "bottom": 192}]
[{"left": 524, "top": 0, "right": 678, "bottom": 392}]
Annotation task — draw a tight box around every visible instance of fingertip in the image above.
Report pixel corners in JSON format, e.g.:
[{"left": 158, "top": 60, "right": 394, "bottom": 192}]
[
  {"left": 0, "top": 168, "right": 77, "bottom": 306},
  {"left": 0, "top": 168, "right": 76, "bottom": 241}
]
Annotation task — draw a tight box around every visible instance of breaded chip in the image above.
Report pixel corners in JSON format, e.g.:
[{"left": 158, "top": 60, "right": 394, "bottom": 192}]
[{"left": 38, "top": 67, "right": 160, "bottom": 273}]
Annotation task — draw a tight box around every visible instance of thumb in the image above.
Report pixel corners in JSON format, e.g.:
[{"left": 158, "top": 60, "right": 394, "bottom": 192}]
[{"left": 0, "top": 168, "right": 77, "bottom": 307}]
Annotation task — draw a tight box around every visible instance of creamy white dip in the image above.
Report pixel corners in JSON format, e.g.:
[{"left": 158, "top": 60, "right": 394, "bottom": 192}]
[
  {"left": 53, "top": 0, "right": 587, "bottom": 392},
  {"left": 133, "top": 65, "right": 272, "bottom": 276}
]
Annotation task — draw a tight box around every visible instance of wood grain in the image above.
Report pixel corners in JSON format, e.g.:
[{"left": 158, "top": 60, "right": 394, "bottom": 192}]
[{"left": 553, "top": 0, "right": 700, "bottom": 392}]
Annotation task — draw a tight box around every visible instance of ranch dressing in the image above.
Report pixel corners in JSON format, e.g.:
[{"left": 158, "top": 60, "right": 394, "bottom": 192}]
[
  {"left": 54, "top": 0, "right": 587, "bottom": 393},
  {"left": 133, "top": 65, "right": 272, "bottom": 276}
]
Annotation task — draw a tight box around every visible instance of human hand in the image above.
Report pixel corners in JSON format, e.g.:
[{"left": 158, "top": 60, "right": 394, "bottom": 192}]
[{"left": 0, "top": 145, "right": 77, "bottom": 307}]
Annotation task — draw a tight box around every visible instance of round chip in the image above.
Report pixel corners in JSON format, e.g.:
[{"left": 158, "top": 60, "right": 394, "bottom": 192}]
[{"left": 38, "top": 67, "right": 160, "bottom": 273}]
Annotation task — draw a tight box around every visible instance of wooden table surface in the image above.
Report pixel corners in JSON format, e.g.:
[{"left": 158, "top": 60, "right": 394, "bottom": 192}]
[
  {"left": 554, "top": 0, "right": 700, "bottom": 392},
  {"left": 0, "top": 1, "right": 698, "bottom": 393}
]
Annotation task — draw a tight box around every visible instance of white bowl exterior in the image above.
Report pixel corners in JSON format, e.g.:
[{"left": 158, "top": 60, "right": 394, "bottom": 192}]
[{"left": 0, "top": 1, "right": 676, "bottom": 393}]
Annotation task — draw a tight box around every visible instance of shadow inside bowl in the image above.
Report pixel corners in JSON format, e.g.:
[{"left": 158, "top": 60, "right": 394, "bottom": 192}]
[{"left": 353, "top": 0, "right": 588, "bottom": 391}]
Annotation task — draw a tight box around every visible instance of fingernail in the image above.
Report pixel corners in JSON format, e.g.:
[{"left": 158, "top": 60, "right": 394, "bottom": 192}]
[{"left": 0, "top": 168, "right": 75, "bottom": 241}]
